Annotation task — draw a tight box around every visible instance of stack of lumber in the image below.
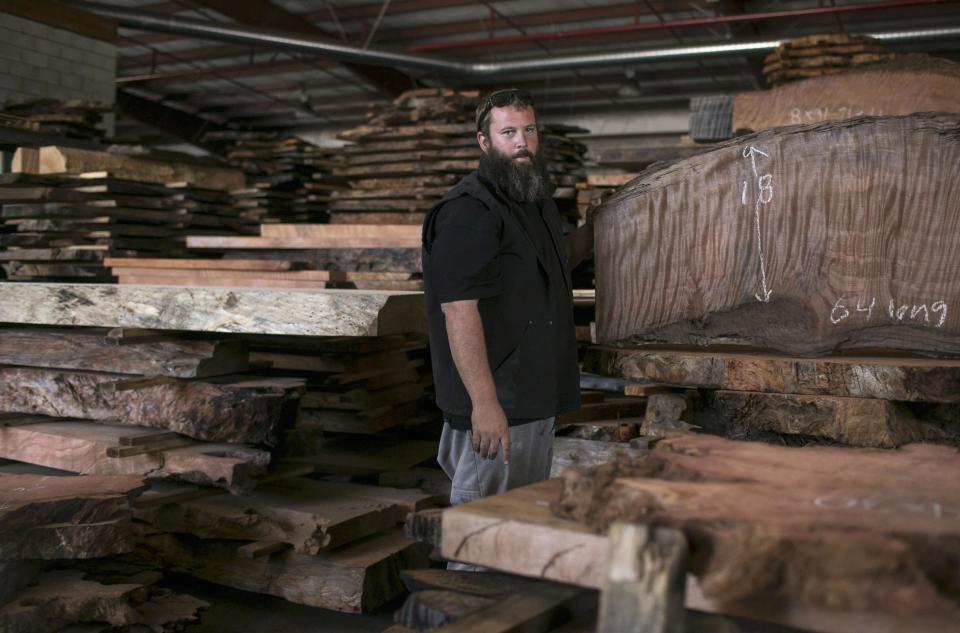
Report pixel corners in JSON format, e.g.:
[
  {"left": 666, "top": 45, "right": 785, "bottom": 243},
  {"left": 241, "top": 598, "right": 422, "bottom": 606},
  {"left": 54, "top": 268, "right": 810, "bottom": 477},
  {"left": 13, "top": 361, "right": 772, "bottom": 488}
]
[
  {"left": 587, "top": 112, "right": 960, "bottom": 449},
  {"left": 691, "top": 54, "right": 960, "bottom": 141},
  {"left": 202, "top": 129, "right": 346, "bottom": 230},
  {"left": 762, "top": 33, "right": 891, "bottom": 86},
  {"left": 333, "top": 88, "right": 588, "bottom": 226},
  {"left": 180, "top": 223, "right": 424, "bottom": 289},
  {"left": 2, "top": 98, "right": 111, "bottom": 140},
  {"left": 240, "top": 333, "right": 436, "bottom": 450},
  {"left": 0, "top": 173, "right": 245, "bottom": 281},
  {"left": 0, "top": 146, "right": 248, "bottom": 281},
  {"left": 0, "top": 469, "right": 208, "bottom": 632}
]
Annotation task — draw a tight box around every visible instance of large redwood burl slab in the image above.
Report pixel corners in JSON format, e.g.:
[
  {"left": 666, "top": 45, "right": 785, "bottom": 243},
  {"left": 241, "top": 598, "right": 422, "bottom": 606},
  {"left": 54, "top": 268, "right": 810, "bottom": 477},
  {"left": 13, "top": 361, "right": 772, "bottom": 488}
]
[
  {"left": 594, "top": 113, "right": 960, "bottom": 356},
  {"left": 554, "top": 433, "right": 960, "bottom": 615}
]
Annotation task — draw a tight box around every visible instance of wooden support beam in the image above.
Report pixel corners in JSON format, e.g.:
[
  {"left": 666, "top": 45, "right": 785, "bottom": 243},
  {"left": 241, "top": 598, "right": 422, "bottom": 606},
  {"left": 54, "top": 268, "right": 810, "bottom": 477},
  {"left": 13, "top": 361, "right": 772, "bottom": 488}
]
[
  {"left": 597, "top": 523, "right": 687, "bottom": 633},
  {"left": 0, "top": 283, "right": 427, "bottom": 337}
]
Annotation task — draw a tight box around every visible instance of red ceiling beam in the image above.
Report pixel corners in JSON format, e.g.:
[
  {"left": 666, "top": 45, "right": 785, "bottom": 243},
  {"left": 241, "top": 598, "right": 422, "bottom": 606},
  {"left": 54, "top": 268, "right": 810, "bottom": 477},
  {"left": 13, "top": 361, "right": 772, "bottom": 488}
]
[{"left": 411, "top": 0, "right": 960, "bottom": 52}]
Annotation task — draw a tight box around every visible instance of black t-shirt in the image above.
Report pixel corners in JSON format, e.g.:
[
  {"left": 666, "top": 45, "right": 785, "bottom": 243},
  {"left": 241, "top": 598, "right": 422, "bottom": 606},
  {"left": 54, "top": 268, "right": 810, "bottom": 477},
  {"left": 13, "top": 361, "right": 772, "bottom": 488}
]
[{"left": 426, "top": 188, "right": 578, "bottom": 429}]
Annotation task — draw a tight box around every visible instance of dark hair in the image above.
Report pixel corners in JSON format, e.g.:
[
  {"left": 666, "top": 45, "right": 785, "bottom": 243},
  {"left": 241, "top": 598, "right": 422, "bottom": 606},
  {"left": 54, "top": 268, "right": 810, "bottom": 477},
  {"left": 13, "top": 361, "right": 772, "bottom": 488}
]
[{"left": 476, "top": 89, "right": 536, "bottom": 136}]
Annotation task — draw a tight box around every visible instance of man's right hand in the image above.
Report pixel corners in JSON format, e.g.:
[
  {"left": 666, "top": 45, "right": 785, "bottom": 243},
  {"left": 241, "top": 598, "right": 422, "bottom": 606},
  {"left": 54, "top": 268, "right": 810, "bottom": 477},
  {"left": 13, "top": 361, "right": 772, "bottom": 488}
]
[{"left": 471, "top": 400, "right": 511, "bottom": 464}]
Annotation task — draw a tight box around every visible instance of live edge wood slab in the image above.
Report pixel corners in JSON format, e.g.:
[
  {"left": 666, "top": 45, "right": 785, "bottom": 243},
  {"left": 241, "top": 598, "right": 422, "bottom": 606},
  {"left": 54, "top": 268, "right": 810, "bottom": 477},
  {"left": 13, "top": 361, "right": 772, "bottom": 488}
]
[
  {"left": 442, "top": 471, "right": 959, "bottom": 633},
  {"left": 0, "top": 283, "right": 426, "bottom": 336}
]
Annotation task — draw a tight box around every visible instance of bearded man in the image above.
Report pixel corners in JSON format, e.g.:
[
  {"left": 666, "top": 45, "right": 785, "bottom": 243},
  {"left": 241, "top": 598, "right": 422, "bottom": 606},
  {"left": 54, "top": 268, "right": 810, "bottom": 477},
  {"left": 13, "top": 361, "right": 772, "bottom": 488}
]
[{"left": 421, "top": 89, "right": 594, "bottom": 516}]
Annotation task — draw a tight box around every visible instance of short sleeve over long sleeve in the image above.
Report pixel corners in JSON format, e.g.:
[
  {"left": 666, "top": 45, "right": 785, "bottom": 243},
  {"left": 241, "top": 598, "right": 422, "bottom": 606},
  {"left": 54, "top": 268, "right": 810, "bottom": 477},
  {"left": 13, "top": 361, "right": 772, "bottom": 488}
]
[{"left": 428, "top": 197, "right": 502, "bottom": 303}]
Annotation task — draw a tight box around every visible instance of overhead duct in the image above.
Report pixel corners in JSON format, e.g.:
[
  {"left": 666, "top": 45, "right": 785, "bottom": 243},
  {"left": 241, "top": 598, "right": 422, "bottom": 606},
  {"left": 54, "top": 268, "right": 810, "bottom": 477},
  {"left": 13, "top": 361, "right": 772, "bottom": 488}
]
[{"left": 71, "top": 0, "right": 960, "bottom": 77}]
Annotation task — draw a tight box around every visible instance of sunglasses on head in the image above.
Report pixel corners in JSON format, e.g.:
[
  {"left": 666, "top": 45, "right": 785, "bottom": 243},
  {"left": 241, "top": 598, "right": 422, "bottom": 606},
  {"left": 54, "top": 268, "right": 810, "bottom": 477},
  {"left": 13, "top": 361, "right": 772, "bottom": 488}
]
[{"left": 476, "top": 89, "right": 535, "bottom": 131}]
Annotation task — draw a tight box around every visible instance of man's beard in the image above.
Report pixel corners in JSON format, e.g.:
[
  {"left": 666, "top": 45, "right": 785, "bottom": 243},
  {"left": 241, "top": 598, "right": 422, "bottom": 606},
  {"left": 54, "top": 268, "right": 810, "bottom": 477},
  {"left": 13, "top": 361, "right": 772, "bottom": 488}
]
[{"left": 479, "top": 147, "right": 555, "bottom": 204}]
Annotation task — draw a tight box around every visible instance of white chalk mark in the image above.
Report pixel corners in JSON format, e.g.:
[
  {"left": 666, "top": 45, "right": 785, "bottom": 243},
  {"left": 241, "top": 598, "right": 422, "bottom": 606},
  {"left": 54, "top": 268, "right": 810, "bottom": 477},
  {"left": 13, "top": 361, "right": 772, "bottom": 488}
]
[
  {"left": 855, "top": 297, "right": 875, "bottom": 320},
  {"left": 741, "top": 180, "right": 748, "bottom": 205},
  {"left": 753, "top": 190, "right": 772, "bottom": 303},
  {"left": 932, "top": 300, "right": 948, "bottom": 327},
  {"left": 742, "top": 145, "right": 769, "bottom": 177}
]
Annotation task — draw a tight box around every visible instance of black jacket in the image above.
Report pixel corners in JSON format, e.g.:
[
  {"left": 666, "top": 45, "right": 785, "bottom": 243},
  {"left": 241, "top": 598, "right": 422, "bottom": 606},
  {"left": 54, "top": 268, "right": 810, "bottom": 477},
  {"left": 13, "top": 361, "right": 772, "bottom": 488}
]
[{"left": 421, "top": 170, "right": 581, "bottom": 425}]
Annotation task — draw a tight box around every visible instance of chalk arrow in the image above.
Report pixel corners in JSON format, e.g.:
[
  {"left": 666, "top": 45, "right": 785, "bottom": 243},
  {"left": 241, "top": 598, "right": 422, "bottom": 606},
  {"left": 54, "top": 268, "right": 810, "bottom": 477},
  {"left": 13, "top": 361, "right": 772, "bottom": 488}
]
[{"left": 742, "top": 145, "right": 769, "bottom": 177}]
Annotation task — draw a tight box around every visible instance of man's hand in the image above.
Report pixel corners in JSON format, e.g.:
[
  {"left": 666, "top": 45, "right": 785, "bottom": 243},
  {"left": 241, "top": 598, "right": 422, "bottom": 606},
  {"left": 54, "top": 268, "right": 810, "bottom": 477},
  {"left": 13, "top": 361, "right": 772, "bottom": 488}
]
[{"left": 471, "top": 400, "right": 510, "bottom": 463}]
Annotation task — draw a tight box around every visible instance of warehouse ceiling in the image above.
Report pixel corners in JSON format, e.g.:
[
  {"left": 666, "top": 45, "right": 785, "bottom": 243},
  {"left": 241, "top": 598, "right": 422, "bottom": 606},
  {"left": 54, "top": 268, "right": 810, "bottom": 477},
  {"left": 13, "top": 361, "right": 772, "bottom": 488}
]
[{"left": 84, "top": 0, "right": 960, "bottom": 145}]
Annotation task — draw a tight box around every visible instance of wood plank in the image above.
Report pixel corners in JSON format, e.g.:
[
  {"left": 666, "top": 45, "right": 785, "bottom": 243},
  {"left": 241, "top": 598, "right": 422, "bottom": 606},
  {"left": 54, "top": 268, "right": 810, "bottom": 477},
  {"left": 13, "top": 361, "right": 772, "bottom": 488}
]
[
  {"left": 594, "top": 113, "right": 960, "bottom": 356},
  {"left": 13, "top": 147, "right": 245, "bottom": 192},
  {"left": 0, "top": 328, "right": 247, "bottom": 378},
  {"left": 297, "top": 401, "right": 419, "bottom": 434},
  {"left": 0, "top": 283, "right": 427, "bottom": 337},
  {"left": 187, "top": 235, "right": 421, "bottom": 249},
  {"left": 104, "top": 258, "right": 298, "bottom": 271},
  {"left": 584, "top": 346, "right": 960, "bottom": 403},
  {"left": 695, "top": 390, "right": 922, "bottom": 448},
  {"left": 0, "top": 417, "right": 270, "bottom": 493},
  {"left": 259, "top": 224, "right": 422, "bottom": 240},
  {"left": 0, "top": 367, "right": 300, "bottom": 445},
  {"left": 330, "top": 212, "right": 426, "bottom": 225},
  {"left": 557, "top": 433, "right": 960, "bottom": 627},
  {"left": 134, "top": 477, "right": 432, "bottom": 553},
  {"left": 134, "top": 528, "right": 429, "bottom": 613},
  {"left": 286, "top": 437, "right": 436, "bottom": 476},
  {"left": 115, "top": 274, "right": 330, "bottom": 289},
  {"left": 396, "top": 590, "right": 496, "bottom": 631}
]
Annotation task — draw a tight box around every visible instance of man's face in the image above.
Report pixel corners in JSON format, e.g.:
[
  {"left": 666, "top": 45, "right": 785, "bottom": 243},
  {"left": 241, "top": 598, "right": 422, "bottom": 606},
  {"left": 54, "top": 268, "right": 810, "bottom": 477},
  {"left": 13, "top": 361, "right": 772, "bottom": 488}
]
[{"left": 478, "top": 105, "right": 539, "bottom": 163}]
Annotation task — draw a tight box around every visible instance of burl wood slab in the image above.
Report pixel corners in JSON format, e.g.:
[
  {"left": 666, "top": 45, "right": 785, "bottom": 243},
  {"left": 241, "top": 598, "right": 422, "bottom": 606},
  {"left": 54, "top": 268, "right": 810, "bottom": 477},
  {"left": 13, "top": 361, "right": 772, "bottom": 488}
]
[
  {"left": 594, "top": 113, "right": 960, "bottom": 356},
  {"left": 554, "top": 433, "right": 960, "bottom": 616},
  {"left": 0, "top": 283, "right": 426, "bottom": 337}
]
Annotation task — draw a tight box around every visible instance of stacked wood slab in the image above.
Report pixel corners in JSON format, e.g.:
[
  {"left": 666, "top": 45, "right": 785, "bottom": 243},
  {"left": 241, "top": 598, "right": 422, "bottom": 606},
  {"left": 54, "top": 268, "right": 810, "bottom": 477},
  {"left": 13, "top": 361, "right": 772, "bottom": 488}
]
[
  {"left": 590, "top": 112, "right": 960, "bottom": 449},
  {"left": 0, "top": 469, "right": 208, "bottom": 633},
  {"left": 334, "top": 88, "right": 588, "bottom": 226},
  {"left": 0, "top": 173, "right": 243, "bottom": 282},
  {"left": 202, "top": 130, "right": 346, "bottom": 231},
  {"left": 2, "top": 98, "right": 110, "bottom": 141},
  {"left": 179, "top": 223, "right": 424, "bottom": 289},
  {"left": 0, "top": 324, "right": 439, "bottom": 617},
  {"left": 762, "top": 33, "right": 891, "bottom": 86},
  {"left": 691, "top": 54, "right": 960, "bottom": 141},
  {"left": 0, "top": 146, "right": 248, "bottom": 281}
]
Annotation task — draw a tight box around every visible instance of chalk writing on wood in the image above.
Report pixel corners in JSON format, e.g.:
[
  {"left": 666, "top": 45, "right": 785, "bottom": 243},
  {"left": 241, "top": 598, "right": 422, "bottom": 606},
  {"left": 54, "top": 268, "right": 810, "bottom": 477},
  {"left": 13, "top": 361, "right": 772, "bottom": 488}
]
[
  {"left": 815, "top": 495, "right": 958, "bottom": 520},
  {"left": 789, "top": 106, "right": 884, "bottom": 125},
  {"left": 830, "top": 297, "right": 948, "bottom": 327},
  {"left": 742, "top": 145, "right": 774, "bottom": 303}
]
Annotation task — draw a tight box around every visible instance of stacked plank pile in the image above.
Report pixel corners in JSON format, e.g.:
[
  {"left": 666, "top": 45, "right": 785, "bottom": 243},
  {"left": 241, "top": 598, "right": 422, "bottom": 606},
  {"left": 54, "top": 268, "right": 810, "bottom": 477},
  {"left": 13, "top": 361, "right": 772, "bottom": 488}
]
[
  {"left": 173, "top": 223, "right": 424, "bottom": 289},
  {"left": 2, "top": 98, "right": 110, "bottom": 140},
  {"left": 762, "top": 33, "right": 891, "bottom": 86},
  {"left": 575, "top": 173, "right": 637, "bottom": 223},
  {"left": 243, "top": 333, "right": 437, "bottom": 452},
  {"left": 0, "top": 172, "right": 243, "bottom": 282},
  {"left": 588, "top": 112, "right": 960, "bottom": 449},
  {"left": 201, "top": 130, "right": 345, "bottom": 231},
  {"left": 333, "top": 88, "right": 588, "bottom": 226},
  {"left": 692, "top": 54, "right": 960, "bottom": 141},
  {"left": 0, "top": 325, "right": 438, "bottom": 616},
  {"left": 0, "top": 469, "right": 209, "bottom": 632},
  {"left": 0, "top": 146, "right": 247, "bottom": 281}
]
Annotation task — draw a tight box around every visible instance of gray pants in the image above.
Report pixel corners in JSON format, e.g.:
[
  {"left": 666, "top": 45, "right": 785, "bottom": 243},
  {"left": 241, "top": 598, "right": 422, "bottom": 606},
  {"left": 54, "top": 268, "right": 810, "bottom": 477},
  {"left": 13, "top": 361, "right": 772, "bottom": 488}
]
[{"left": 437, "top": 417, "right": 555, "bottom": 570}]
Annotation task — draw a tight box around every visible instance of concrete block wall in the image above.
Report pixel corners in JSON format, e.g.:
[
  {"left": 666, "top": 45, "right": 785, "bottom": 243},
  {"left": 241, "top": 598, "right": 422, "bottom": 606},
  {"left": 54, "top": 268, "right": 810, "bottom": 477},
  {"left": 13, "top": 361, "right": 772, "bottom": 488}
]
[{"left": 0, "top": 11, "right": 116, "bottom": 105}]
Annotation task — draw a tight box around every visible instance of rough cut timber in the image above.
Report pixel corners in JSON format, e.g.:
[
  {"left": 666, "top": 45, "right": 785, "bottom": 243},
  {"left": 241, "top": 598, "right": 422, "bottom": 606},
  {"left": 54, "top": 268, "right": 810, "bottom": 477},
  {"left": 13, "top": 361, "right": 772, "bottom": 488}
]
[
  {"left": 0, "top": 283, "right": 427, "bottom": 337},
  {"left": 555, "top": 433, "right": 960, "bottom": 619},
  {"left": 0, "top": 571, "right": 143, "bottom": 633},
  {"left": 585, "top": 346, "right": 960, "bottom": 403},
  {"left": 594, "top": 114, "right": 960, "bottom": 356},
  {"left": 0, "top": 327, "right": 248, "bottom": 378},
  {"left": 441, "top": 478, "right": 958, "bottom": 633},
  {"left": 732, "top": 55, "right": 960, "bottom": 134},
  {"left": 0, "top": 417, "right": 270, "bottom": 493},
  {"left": 0, "top": 367, "right": 300, "bottom": 445},
  {"left": 13, "top": 146, "right": 245, "bottom": 191},
  {"left": 134, "top": 477, "right": 433, "bottom": 553},
  {"left": 0, "top": 561, "right": 42, "bottom": 608},
  {"left": 132, "top": 528, "right": 430, "bottom": 613},
  {"left": 0, "top": 473, "right": 144, "bottom": 560}
]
